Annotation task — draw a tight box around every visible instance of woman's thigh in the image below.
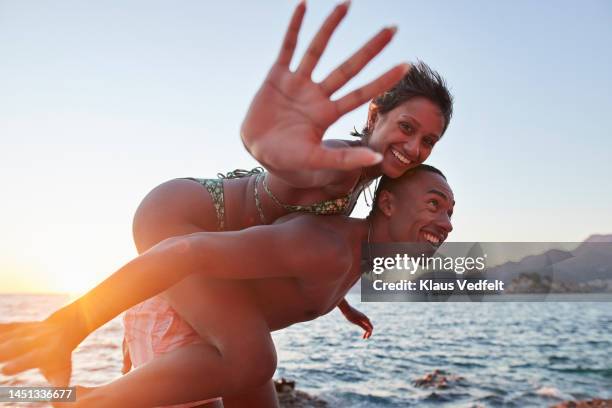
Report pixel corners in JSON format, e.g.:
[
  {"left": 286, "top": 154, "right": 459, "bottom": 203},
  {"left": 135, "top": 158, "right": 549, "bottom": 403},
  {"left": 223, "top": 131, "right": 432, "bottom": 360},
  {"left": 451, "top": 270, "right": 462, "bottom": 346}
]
[{"left": 132, "top": 178, "right": 219, "bottom": 253}]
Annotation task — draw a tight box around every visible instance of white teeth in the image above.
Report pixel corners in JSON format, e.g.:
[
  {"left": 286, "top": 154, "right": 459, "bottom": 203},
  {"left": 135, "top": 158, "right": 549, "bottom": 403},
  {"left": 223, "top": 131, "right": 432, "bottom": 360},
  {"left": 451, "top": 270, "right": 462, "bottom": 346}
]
[
  {"left": 424, "top": 232, "right": 440, "bottom": 245},
  {"left": 391, "top": 149, "right": 411, "bottom": 166}
]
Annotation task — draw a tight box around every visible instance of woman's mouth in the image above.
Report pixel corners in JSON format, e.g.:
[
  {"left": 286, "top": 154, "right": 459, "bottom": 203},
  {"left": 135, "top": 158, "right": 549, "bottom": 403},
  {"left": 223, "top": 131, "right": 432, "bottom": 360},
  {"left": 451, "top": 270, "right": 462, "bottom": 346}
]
[{"left": 391, "top": 148, "right": 412, "bottom": 167}]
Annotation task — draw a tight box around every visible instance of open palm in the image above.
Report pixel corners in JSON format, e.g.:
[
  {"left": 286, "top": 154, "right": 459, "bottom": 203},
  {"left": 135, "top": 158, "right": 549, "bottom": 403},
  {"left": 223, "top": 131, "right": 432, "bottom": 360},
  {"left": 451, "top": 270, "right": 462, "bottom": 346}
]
[
  {"left": 241, "top": 1, "right": 409, "bottom": 172},
  {"left": 0, "top": 321, "right": 74, "bottom": 387}
]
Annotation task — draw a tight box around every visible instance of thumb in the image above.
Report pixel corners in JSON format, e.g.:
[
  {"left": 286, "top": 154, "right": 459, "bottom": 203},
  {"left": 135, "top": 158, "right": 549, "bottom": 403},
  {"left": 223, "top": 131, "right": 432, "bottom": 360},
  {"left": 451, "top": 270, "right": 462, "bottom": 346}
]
[
  {"left": 307, "top": 146, "right": 382, "bottom": 171},
  {"left": 42, "top": 362, "right": 72, "bottom": 387}
]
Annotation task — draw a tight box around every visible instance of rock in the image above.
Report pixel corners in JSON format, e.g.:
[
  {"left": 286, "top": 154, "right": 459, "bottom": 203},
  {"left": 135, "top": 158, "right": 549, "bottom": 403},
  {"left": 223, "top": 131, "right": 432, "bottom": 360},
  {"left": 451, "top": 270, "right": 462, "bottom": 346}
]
[
  {"left": 413, "top": 369, "right": 465, "bottom": 389},
  {"left": 550, "top": 399, "right": 612, "bottom": 408},
  {"left": 537, "top": 386, "right": 568, "bottom": 400},
  {"left": 275, "top": 377, "right": 296, "bottom": 393},
  {"left": 274, "top": 378, "right": 328, "bottom": 408}
]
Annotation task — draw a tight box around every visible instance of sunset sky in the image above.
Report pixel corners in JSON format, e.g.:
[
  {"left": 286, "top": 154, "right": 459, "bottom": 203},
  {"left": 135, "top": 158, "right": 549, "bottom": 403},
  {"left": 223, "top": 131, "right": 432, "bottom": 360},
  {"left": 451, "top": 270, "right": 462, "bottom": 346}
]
[{"left": 1, "top": 0, "right": 611, "bottom": 294}]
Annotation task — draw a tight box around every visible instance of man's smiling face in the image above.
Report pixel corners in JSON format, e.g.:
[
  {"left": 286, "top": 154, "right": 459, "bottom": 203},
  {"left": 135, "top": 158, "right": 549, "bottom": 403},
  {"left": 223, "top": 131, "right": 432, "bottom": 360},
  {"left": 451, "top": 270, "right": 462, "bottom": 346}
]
[{"left": 378, "top": 169, "right": 454, "bottom": 248}]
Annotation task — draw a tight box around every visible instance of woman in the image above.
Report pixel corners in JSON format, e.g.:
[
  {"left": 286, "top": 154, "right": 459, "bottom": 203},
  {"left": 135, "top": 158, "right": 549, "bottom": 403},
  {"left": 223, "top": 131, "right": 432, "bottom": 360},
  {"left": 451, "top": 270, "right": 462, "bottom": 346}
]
[{"left": 0, "top": 1, "right": 452, "bottom": 406}]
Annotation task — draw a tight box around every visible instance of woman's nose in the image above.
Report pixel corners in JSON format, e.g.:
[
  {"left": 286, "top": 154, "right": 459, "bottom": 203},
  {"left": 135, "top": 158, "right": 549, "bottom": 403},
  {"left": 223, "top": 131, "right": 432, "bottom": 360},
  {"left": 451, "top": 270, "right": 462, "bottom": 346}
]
[{"left": 402, "top": 139, "right": 420, "bottom": 161}]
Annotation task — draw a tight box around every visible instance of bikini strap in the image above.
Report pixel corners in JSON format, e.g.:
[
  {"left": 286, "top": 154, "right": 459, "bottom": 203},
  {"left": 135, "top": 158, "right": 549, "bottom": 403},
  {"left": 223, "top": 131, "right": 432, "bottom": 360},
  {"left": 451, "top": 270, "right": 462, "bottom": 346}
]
[
  {"left": 261, "top": 173, "right": 302, "bottom": 212},
  {"left": 254, "top": 173, "right": 267, "bottom": 224},
  {"left": 217, "top": 167, "right": 265, "bottom": 179}
]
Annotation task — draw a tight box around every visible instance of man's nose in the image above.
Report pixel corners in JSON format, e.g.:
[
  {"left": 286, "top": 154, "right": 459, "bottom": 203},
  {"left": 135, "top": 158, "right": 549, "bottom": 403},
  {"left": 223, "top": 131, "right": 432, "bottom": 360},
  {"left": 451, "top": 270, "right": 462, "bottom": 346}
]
[{"left": 437, "top": 212, "right": 453, "bottom": 234}]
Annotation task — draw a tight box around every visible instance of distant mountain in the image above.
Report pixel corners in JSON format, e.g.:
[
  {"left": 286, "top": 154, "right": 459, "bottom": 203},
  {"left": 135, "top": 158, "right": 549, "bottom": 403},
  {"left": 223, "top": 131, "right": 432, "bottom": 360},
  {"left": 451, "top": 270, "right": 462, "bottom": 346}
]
[
  {"left": 482, "top": 235, "right": 612, "bottom": 285},
  {"left": 582, "top": 234, "right": 612, "bottom": 243}
]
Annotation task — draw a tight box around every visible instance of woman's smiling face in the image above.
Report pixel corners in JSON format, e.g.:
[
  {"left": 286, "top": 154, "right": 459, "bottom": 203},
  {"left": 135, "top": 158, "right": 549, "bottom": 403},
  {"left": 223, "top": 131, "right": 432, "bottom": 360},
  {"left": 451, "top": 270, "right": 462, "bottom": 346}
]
[{"left": 367, "top": 97, "right": 446, "bottom": 178}]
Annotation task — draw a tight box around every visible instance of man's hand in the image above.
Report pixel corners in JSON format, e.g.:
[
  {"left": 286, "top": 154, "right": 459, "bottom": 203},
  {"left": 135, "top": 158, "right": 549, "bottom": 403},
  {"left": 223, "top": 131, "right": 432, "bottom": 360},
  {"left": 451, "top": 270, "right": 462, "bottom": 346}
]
[
  {"left": 339, "top": 303, "right": 373, "bottom": 339},
  {"left": 241, "top": 1, "right": 409, "bottom": 172},
  {"left": 0, "top": 320, "right": 74, "bottom": 385}
]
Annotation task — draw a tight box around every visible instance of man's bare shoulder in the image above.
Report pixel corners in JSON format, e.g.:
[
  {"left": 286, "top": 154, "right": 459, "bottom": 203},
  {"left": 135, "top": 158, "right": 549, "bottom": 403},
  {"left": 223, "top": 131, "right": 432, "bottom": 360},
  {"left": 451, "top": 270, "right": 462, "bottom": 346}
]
[
  {"left": 272, "top": 214, "right": 354, "bottom": 275},
  {"left": 273, "top": 213, "right": 347, "bottom": 232}
]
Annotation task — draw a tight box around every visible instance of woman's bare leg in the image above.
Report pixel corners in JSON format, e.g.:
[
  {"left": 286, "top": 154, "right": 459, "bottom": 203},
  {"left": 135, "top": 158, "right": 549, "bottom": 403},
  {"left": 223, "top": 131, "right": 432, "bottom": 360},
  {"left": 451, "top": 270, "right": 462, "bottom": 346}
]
[{"left": 132, "top": 178, "right": 219, "bottom": 253}]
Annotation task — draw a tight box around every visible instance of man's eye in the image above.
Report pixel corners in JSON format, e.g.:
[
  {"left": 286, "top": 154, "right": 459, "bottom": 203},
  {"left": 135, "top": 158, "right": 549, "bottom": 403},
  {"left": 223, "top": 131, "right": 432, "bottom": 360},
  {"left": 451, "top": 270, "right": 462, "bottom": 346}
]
[
  {"left": 427, "top": 199, "right": 438, "bottom": 210},
  {"left": 423, "top": 138, "right": 435, "bottom": 147}
]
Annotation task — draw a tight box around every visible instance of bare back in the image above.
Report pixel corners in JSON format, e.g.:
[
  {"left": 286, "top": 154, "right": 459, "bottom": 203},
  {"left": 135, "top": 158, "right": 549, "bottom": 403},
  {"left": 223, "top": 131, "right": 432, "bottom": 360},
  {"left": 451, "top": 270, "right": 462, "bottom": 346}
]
[{"left": 162, "top": 214, "right": 364, "bottom": 339}]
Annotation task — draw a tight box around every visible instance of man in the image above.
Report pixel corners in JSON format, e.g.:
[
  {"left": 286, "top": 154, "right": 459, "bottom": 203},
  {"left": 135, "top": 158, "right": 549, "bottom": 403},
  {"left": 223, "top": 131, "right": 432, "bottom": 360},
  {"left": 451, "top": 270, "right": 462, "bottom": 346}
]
[{"left": 0, "top": 164, "right": 454, "bottom": 407}]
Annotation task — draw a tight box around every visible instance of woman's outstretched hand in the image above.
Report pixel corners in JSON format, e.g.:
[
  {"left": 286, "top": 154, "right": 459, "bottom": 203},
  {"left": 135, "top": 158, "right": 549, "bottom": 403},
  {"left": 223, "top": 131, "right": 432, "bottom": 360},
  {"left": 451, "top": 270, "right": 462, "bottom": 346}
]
[
  {"left": 241, "top": 1, "right": 409, "bottom": 172},
  {"left": 0, "top": 319, "right": 77, "bottom": 386}
]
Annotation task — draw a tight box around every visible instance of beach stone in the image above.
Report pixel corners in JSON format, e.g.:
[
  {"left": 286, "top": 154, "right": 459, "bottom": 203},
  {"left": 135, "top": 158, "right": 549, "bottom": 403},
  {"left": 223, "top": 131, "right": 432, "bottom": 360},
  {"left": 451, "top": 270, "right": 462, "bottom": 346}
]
[
  {"left": 275, "top": 378, "right": 328, "bottom": 407},
  {"left": 413, "top": 369, "right": 465, "bottom": 389},
  {"left": 551, "top": 399, "right": 612, "bottom": 408}
]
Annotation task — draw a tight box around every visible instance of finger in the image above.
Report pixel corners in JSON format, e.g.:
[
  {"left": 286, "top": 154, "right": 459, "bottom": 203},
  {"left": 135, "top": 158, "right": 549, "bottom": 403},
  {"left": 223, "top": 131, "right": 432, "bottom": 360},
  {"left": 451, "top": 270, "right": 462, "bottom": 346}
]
[
  {"left": 0, "top": 336, "right": 35, "bottom": 361},
  {"left": 334, "top": 63, "right": 410, "bottom": 116},
  {"left": 0, "top": 322, "right": 35, "bottom": 342},
  {"left": 1, "top": 349, "right": 40, "bottom": 375},
  {"left": 297, "top": 0, "right": 350, "bottom": 77},
  {"left": 320, "top": 26, "right": 396, "bottom": 96},
  {"left": 276, "top": 0, "right": 307, "bottom": 67},
  {"left": 306, "top": 145, "right": 383, "bottom": 171},
  {"left": 0, "top": 322, "right": 30, "bottom": 334},
  {"left": 42, "top": 363, "right": 72, "bottom": 387}
]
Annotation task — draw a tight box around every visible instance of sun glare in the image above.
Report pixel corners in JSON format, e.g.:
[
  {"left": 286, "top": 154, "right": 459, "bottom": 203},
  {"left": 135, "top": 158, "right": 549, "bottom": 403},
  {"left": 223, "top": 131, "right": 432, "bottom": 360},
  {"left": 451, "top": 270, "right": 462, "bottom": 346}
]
[{"left": 52, "top": 267, "right": 95, "bottom": 296}]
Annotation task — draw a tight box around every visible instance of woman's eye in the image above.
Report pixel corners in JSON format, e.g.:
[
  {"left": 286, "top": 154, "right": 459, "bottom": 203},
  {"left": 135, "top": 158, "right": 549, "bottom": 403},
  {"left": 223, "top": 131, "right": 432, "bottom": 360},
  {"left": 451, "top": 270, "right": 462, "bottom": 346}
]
[{"left": 400, "top": 123, "right": 413, "bottom": 134}]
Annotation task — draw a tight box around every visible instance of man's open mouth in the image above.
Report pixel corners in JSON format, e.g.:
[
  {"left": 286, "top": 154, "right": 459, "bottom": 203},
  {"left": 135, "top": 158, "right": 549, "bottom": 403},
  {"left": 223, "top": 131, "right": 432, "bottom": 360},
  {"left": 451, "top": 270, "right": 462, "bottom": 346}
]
[
  {"left": 391, "top": 148, "right": 412, "bottom": 167},
  {"left": 421, "top": 230, "right": 443, "bottom": 247}
]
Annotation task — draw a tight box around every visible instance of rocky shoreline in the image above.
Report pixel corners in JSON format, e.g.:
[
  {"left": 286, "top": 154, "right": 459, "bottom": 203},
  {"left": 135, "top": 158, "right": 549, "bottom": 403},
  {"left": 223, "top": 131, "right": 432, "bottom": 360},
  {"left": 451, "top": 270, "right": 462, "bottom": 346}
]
[
  {"left": 275, "top": 378, "right": 327, "bottom": 407},
  {"left": 550, "top": 400, "right": 612, "bottom": 408},
  {"left": 274, "top": 374, "right": 612, "bottom": 407}
]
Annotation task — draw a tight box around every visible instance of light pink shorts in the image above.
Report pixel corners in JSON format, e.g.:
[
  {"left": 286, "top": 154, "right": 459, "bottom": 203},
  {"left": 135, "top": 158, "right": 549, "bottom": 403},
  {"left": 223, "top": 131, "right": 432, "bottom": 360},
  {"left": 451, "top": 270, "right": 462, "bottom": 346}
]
[{"left": 123, "top": 295, "right": 221, "bottom": 407}]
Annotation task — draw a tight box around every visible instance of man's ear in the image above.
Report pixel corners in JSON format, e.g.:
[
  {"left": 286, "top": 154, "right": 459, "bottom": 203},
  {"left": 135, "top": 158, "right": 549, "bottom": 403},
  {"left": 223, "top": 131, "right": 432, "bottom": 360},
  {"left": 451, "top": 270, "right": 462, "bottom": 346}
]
[{"left": 376, "top": 190, "right": 395, "bottom": 217}]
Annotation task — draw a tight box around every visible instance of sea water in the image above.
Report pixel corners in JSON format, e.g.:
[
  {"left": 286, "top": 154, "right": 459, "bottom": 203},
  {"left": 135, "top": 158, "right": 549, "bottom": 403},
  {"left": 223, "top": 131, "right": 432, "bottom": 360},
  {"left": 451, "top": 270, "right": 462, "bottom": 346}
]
[{"left": 0, "top": 293, "right": 610, "bottom": 407}]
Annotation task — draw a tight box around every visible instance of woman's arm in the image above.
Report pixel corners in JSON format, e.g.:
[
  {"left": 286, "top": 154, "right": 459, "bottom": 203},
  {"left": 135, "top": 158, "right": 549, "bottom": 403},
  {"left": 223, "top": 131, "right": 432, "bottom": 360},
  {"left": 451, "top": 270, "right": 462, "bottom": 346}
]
[
  {"left": 241, "top": 2, "right": 408, "bottom": 185},
  {"left": 337, "top": 298, "right": 373, "bottom": 339}
]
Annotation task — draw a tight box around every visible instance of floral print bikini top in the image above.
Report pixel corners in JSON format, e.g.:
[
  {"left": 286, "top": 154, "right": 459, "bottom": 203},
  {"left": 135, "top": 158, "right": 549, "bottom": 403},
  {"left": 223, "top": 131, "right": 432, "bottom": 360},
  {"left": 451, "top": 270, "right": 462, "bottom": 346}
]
[{"left": 205, "top": 167, "right": 366, "bottom": 230}]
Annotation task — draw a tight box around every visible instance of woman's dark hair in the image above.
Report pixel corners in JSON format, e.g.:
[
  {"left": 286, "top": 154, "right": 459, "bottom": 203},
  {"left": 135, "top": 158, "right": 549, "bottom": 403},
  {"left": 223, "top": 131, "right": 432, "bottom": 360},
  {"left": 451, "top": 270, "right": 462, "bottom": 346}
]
[{"left": 352, "top": 61, "right": 453, "bottom": 140}]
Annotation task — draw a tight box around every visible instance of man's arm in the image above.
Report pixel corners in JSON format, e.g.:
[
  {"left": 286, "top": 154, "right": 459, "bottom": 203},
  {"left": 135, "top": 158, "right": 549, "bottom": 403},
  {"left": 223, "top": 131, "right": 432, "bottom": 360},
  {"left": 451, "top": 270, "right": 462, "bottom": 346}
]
[{"left": 0, "top": 217, "right": 347, "bottom": 377}]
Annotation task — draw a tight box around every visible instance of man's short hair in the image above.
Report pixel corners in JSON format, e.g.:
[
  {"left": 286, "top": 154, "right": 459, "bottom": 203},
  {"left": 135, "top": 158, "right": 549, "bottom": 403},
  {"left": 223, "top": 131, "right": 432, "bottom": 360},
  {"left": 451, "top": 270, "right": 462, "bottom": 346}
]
[{"left": 369, "top": 164, "right": 447, "bottom": 216}]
